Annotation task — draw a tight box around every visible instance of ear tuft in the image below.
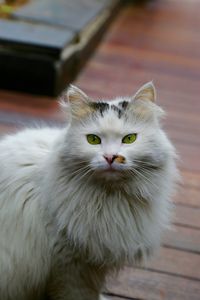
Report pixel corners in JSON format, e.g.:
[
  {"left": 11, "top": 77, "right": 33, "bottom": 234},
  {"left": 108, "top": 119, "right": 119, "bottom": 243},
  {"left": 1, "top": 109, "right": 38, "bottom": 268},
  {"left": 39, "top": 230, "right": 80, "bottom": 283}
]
[
  {"left": 134, "top": 81, "right": 156, "bottom": 102},
  {"left": 60, "top": 85, "right": 92, "bottom": 120},
  {"left": 67, "top": 85, "right": 89, "bottom": 103}
]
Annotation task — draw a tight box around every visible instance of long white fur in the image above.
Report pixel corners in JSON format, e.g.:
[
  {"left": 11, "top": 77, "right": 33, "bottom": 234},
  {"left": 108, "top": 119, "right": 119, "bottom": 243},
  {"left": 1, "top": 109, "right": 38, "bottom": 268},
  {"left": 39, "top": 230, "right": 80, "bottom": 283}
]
[{"left": 0, "top": 83, "right": 178, "bottom": 300}]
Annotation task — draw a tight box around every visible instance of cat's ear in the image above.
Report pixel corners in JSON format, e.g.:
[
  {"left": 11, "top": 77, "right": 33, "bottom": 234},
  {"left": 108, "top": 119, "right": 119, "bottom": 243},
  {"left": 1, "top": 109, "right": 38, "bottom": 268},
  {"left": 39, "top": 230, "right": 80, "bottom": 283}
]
[
  {"left": 129, "top": 82, "right": 164, "bottom": 120},
  {"left": 67, "top": 85, "right": 89, "bottom": 104},
  {"left": 133, "top": 81, "right": 156, "bottom": 103},
  {"left": 60, "top": 85, "right": 92, "bottom": 120}
]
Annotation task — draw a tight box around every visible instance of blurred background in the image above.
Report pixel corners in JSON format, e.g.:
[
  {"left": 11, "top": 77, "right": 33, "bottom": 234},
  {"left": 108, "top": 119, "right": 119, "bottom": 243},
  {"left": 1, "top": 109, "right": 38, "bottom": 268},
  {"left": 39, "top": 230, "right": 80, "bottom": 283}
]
[{"left": 0, "top": 0, "right": 200, "bottom": 299}]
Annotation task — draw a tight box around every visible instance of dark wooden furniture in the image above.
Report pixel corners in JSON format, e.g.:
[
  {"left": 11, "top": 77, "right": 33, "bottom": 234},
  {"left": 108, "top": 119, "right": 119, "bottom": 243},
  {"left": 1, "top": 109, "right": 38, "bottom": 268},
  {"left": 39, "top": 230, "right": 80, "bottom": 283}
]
[{"left": 0, "top": 0, "right": 120, "bottom": 95}]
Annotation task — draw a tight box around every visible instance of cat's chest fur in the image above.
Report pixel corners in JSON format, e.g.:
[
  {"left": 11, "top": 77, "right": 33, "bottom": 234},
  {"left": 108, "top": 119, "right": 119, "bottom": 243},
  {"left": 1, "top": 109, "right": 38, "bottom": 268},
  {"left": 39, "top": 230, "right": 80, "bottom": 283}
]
[{"left": 45, "top": 167, "right": 158, "bottom": 268}]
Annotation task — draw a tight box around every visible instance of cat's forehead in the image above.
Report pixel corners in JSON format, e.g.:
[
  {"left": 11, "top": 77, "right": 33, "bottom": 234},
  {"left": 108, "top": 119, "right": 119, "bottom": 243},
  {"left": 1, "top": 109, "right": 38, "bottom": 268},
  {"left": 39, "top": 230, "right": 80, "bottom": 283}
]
[
  {"left": 90, "top": 97, "right": 129, "bottom": 119},
  {"left": 85, "top": 98, "right": 134, "bottom": 135}
]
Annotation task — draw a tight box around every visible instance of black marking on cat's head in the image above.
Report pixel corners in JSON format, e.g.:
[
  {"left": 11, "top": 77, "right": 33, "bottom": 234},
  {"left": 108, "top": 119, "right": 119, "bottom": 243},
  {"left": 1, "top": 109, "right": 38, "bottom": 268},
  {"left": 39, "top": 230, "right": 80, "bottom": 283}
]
[
  {"left": 111, "top": 101, "right": 129, "bottom": 118},
  {"left": 90, "top": 102, "right": 109, "bottom": 116},
  {"left": 119, "top": 101, "right": 129, "bottom": 110},
  {"left": 111, "top": 105, "right": 123, "bottom": 118},
  {"left": 90, "top": 100, "right": 129, "bottom": 118}
]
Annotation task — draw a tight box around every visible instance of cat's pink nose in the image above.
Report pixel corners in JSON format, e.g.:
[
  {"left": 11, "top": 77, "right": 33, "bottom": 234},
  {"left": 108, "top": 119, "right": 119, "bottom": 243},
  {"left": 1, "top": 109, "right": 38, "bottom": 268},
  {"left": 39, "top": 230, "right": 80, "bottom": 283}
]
[{"left": 104, "top": 155, "right": 117, "bottom": 165}]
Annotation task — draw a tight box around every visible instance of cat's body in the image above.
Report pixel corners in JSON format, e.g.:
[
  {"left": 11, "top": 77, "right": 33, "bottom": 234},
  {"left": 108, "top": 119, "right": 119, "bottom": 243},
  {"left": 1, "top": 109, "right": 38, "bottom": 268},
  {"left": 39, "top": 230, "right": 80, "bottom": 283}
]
[{"left": 0, "top": 83, "right": 178, "bottom": 300}]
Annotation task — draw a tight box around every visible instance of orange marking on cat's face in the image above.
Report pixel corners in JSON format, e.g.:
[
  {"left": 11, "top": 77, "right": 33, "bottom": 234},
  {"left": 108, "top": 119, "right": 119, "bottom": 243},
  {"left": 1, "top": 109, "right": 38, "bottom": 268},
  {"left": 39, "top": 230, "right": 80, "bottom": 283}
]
[{"left": 114, "top": 155, "right": 126, "bottom": 164}]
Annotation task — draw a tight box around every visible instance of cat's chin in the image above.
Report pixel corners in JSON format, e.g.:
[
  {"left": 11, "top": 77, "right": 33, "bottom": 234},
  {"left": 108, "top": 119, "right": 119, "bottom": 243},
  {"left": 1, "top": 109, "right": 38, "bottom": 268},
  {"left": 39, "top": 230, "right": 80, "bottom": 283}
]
[{"left": 94, "top": 167, "right": 127, "bottom": 181}]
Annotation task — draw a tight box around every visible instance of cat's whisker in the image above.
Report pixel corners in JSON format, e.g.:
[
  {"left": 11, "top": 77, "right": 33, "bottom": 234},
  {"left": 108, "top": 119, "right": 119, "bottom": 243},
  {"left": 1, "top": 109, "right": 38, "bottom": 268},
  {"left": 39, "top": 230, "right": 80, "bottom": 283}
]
[
  {"left": 124, "top": 170, "right": 149, "bottom": 206},
  {"left": 70, "top": 159, "right": 91, "bottom": 165},
  {"left": 69, "top": 166, "right": 89, "bottom": 176},
  {"left": 69, "top": 165, "right": 95, "bottom": 183},
  {"left": 132, "top": 159, "right": 162, "bottom": 171},
  {"left": 76, "top": 169, "right": 94, "bottom": 182},
  {"left": 137, "top": 167, "right": 161, "bottom": 179},
  {"left": 68, "top": 164, "right": 91, "bottom": 177},
  {"left": 129, "top": 168, "right": 159, "bottom": 191},
  {"left": 133, "top": 159, "right": 158, "bottom": 167},
  {"left": 132, "top": 170, "right": 158, "bottom": 190}
]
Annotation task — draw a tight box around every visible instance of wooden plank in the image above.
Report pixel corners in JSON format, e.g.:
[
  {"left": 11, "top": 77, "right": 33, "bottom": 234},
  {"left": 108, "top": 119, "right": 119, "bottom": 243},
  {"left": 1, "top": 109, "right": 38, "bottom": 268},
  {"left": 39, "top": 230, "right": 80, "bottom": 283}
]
[
  {"left": 163, "top": 143, "right": 200, "bottom": 173},
  {"left": 77, "top": 62, "right": 200, "bottom": 100},
  {"left": 0, "top": 91, "right": 63, "bottom": 121},
  {"left": 164, "top": 126, "right": 200, "bottom": 149},
  {"left": 174, "top": 205, "right": 200, "bottom": 229},
  {"left": 174, "top": 185, "right": 200, "bottom": 208},
  {"left": 108, "top": 4, "right": 200, "bottom": 50},
  {"left": 163, "top": 225, "right": 200, "bottom": 254},
  {"left": 0, "top": 108, "right": 63, "bottom": 125},
  {"left": 180, "top": 170, "right": 200, "bottom": 190},
  {"left": 96, "top": 45, "right": 200, "bottom": 81},
  {"left": 0, "top": 111, "right": 63, "bottom": 128},
  {"left": 107, "top": 267, "right": 200, "bottom": 300},
  {"left": 146, "top": 247, "right": 200, "bottom": 280}
]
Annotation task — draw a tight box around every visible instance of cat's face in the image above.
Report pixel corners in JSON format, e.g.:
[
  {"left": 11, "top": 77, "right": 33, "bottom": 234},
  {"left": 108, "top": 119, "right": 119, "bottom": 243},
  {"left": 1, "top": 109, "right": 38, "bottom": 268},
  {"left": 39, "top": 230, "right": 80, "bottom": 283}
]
[{"left": 62, "top": 83, "right": 166, "bottom": 182}]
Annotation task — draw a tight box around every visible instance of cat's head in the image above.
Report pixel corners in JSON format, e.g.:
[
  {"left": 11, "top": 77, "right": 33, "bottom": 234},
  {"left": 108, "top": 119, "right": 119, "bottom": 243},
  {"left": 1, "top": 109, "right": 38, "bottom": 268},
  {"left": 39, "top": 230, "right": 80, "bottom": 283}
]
[{"left": 60, "top": 82, "right": 170, "bottom": 183}]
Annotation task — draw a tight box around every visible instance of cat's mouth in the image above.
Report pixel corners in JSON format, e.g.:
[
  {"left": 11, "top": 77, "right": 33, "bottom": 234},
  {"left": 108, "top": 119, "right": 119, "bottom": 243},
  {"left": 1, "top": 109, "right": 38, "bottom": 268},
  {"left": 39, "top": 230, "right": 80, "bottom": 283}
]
[
  {"left": 99, "top": 164, "right": 123, "bottom": 172},
  {"left": 95, "top": 165, "right": 126, "bottom": 180},
  {"left": 90, "top": 160, "right": 129, "bottom": 180},
  {"left": 103, "top": 168, "right": 118, "bottom": 173},
  {"left": 94, "top": 168, "right": 130, "bottom": 183}
]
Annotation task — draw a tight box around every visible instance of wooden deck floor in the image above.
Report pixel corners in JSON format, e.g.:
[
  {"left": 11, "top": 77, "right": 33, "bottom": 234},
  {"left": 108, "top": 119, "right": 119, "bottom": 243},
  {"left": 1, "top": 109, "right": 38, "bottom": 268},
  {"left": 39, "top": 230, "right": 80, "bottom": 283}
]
[{"left": 0, "top": 0, "right": 200, "bottom": 299}]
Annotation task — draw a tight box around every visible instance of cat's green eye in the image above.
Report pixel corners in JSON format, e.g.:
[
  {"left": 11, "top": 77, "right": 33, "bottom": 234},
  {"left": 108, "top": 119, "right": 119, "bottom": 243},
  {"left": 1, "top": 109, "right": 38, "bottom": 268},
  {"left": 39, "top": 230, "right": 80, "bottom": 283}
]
[
  {"left": 122, "top": 133, "right": 137, "bottom": 144},
  {"left": 87, "top": 134, "right": 101, "bottom": 145}
]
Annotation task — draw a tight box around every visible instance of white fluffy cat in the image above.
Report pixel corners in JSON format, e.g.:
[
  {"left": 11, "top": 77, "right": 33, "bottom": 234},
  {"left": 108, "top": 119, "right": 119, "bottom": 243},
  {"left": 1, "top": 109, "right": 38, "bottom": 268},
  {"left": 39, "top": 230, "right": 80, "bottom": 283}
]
[{"left": 0, "top": 82, "right": 178, "bottom": 300}]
